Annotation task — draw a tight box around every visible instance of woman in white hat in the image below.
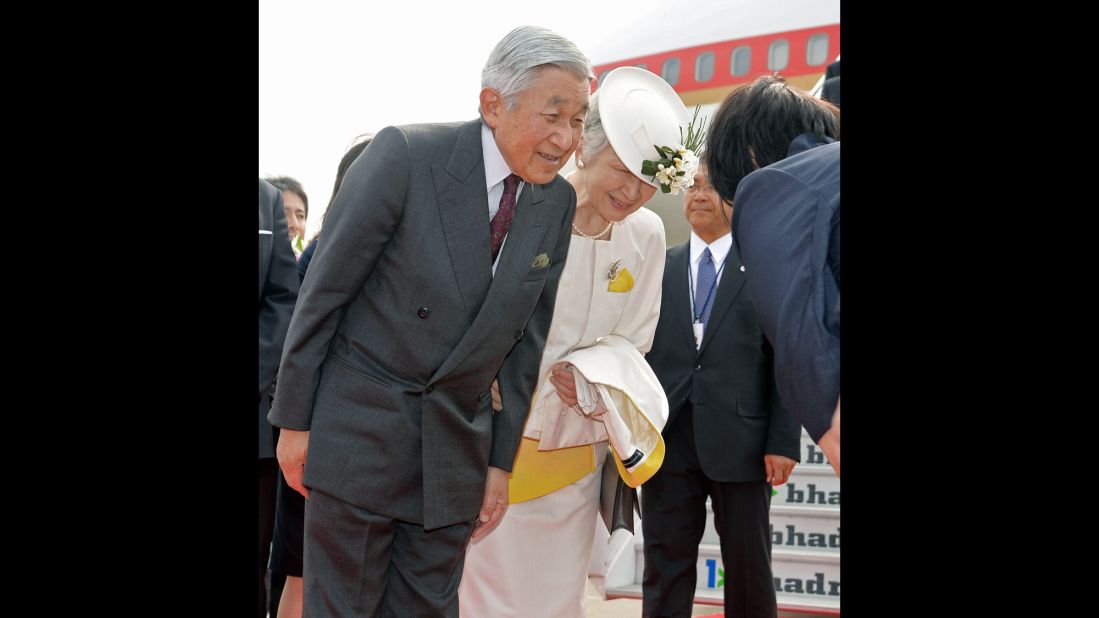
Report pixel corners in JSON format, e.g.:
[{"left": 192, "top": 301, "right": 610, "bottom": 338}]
[{"left": 459, "top": 66, "right": 703, "bottom": 617}]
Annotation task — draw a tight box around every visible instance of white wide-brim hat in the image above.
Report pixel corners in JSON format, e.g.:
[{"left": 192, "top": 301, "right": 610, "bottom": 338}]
[{"left": 596, "top": 67, "right": 691, "bottom": 188}]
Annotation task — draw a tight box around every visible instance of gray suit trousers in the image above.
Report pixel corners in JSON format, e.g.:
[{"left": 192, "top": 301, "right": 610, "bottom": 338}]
[{"left": 304, "top": 489, "right": 475, "bottom": 617}]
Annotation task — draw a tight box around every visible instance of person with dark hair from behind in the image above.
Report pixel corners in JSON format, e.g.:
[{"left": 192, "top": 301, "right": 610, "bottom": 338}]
[
  {"left": 705, "top": 74, "right": 841, "bottom": 476},
  {"left": 266, "top": 175, "right": 309, "bottom": 259},
  {"left": 257, "top": 178, "right": 300, "bottom": 618},
  {"left": 266, "top": 133, "right": 372, "bottom": 618}
]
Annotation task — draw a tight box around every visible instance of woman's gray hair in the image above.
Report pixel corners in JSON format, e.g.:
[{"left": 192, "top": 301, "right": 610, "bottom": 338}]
[
  {"left": 577, "top": 92, "right": 608, "bottom": 160},
  {"left": 481, "top": 26, "right": 593, "bottom": 110}
]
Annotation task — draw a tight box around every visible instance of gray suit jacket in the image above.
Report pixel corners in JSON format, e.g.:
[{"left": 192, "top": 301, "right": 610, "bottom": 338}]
[
  {"left": 269, "top": 120, "right": 575, "bottom": 529},
  {"left": 646, "top": 243, "right": 801, "bottom": 481},
  {"left": 258, "top": 178, "right": 300, "bottom": 460}
]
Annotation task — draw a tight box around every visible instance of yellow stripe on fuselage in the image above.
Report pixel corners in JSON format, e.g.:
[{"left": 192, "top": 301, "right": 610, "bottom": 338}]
[{"left": 678, "top": 72, "right": 825, "bottom": 107}]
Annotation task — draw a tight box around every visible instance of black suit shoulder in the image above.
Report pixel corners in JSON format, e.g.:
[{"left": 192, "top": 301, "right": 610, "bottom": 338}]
[
  {"left": 259, "top": 177, "right": 281, "bottom": 210},
  {"left": 665, "top": 242, "right": 689, "bottom": 264}
]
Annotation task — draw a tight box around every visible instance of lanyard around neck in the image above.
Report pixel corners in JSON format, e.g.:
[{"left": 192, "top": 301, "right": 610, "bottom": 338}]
[{"left": 688, "top": 250, "right": 728, "bottom": 322}]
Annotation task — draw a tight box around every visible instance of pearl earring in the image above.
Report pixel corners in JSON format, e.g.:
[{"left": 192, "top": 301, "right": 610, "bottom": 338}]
[{"left": 577, "top": 159, "right": 585, "bottom": 169}]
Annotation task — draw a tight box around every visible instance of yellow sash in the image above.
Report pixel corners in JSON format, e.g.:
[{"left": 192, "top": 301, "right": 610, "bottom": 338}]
[{"left": 508, "top": 437, "right": 595, "bottom": 504}]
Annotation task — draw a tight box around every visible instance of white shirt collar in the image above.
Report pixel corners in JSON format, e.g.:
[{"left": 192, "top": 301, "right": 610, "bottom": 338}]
[
  {"left": 690, "top": 231, "right": 733, "bottom": 267},
  {"left": 481, "top": 122, "right": 514, "bottom": 192}
]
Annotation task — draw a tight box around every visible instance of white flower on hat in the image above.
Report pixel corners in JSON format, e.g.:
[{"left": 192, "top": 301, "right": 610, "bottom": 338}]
[
  {"left": 678, "top": 148, "right": 699, "bottom": 172},
  {"left": 640, "top": 106, "right": 707, "bottom": 195},
  {"left": 654, "top": 164, "right": 677, "bottom": 187}
]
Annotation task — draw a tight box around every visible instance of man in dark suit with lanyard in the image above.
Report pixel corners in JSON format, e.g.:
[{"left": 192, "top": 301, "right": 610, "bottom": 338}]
[{"left": 641, "top": 162, "right": 801, "bottom": 618}]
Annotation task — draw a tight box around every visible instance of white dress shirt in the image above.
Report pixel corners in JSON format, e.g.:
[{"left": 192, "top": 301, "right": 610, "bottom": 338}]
[
  {"left": 482, "top": 122, "right": 526, "bottom": 218},
  {"left": 688, "top": 231, "right": 733, "bottom": 319},
  {"left": 482, "top": 122, "right": 525, "bottom": 274}
]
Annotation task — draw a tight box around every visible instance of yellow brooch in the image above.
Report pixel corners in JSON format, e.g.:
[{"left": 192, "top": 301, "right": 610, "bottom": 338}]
[{"left": 607, "top": 259, "right": 634, "bottom": 293}]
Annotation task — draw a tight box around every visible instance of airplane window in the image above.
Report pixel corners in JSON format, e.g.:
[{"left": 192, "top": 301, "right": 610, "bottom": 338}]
[
  {"left": 636, "top": 63, "right": 648, "bottom": 71},
  {"left": 807, "top": 34, "right": 829, "bottom": 66},
  {"left": 598, "top": 71, "right": 609, "bottom": 86},
  {"left": 731, "top": 46, "right": 751, "bottom": 77},
  {"left": 695, "top": 52, "right": 714, "bottom": 82},
  {"left": 768, "top": 39, "right": 789, "bottom": 71},
  {"left": 662, "top": 57, "right": 680, "bottom": 86}
]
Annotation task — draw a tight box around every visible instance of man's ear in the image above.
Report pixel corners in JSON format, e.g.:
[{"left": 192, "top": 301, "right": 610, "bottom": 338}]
[{"left": 480, "top": 88, "right": 503, "bottom": 129}]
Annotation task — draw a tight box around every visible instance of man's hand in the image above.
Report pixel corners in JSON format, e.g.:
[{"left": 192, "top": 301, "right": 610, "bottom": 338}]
[
  {"left": 818, "top": 397, "right": 840, "bottom": 477},
  {"left": 276, "top": 429, "right": 311, "bottom": 499},
  {"left": 764, "top": 454, "right": 797, "bottom": 486},
  {"left": 471, "top": 466, "right": 510, "bottom": 541},
  {"left": 548, "top": 362, "right": 578, "bottom": 406},
  {"left": 832, "top": 396, "right": 840, "bottom": 442},
  {"left": 490, "top": 379, "right": 503, "bottom": 412}
]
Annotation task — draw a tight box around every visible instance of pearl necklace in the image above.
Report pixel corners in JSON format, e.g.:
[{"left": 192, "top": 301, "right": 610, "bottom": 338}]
[{"left": 571, "top": 219, "right": 613, "bottom": 240}]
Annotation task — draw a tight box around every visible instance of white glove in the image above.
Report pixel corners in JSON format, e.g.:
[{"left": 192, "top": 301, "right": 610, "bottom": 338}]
[{"left": 570, "top": 366, "right": 605, "bottom": 417}]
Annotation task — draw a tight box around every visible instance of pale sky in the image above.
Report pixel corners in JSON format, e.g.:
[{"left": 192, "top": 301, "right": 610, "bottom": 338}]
[
  {"left": 259, "top": 0, "right": 837, "bottom": 239},
  {"left": 259, "top": 0, "right": 666, "bottom": 238}
]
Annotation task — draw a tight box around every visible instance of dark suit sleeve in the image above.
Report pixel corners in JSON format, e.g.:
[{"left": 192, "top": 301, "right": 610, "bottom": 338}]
[
  {"left": 259, "top": 188, "right": 300, "bottom": 398},
  {"left": 734, "top": 167, "right": 840, "bottom": 443},
  {"left": 489, "top": 185, "right": 576, "bottom": 471},
  {"left": 764, "top": 339, "right": 802, "bottom": 461},
  {"left": 268, "top": 126, "right": 409, "bottom": 430}
]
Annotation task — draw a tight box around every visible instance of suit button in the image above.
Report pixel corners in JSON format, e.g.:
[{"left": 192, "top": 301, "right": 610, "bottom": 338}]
[
  {"left": 515, "top": 330, "right": 524, "bottom": 340},
  {"left": 424, "top": 385, "right": 434, "bottom": 394},
  {"left": 694, "top": 363, "right": 702, "bottom": 371},
  {"left": 417, "top": 307, "right": 430, "bottom": 319}
]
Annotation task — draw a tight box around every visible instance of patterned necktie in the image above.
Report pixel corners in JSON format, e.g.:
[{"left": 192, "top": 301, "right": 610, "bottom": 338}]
[
  {"left": 694, "top": 247, "right": 717, "bottom": 329},
  {"left": 490, "top": 174, "right": 521, "bottom": 262}
]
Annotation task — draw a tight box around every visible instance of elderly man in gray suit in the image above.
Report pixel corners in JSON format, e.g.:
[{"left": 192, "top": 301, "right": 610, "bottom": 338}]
[{"left": 268, "top": 26, "right": 592, "bottom": 617}]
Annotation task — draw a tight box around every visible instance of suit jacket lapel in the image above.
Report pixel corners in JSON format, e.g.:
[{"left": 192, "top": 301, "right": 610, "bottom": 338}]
[
  {"left": 484, "top": 182, "right": 546, "bottom": 288},
  {"left": 667, "top": 244, "right": 697, "bottom": 351},
  {"left": 429, "top": 154, "right": 553, "bottom": 384},
  {"left": 432, "top": 120, "right": 493, "bottom": 322},
  {"left": 698, "top": 244, "right": 746, "bottom": 356}
]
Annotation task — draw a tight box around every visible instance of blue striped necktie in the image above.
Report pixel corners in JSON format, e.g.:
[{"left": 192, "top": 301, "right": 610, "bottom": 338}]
[{"left": 694, "top": 247, "right": 716, "bottom": 329}]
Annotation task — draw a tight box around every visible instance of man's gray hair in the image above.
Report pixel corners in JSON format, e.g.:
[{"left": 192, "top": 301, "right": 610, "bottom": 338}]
[
  {"left": 577, "top": 92, "right": 608, "bottom": 160},
  {"left": 482, "top": 26, "right": 594, "bottom": 110}
]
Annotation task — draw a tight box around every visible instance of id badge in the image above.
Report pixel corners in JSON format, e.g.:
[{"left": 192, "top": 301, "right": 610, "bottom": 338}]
[{"left": 693, "top": 321, "right": 704, "bottom": 348}]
